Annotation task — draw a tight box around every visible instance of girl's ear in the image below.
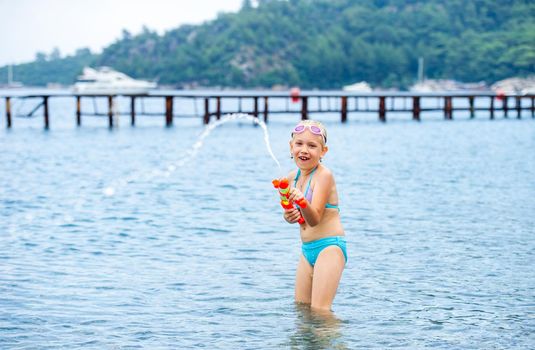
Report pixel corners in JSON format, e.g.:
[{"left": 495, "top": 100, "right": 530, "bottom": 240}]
[{"left": 321, "top": 145, "right": 329, "bottom": 157}]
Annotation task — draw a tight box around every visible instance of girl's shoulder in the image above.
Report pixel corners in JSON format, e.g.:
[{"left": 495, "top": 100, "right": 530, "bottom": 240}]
[
  {"left": 314, "top": 166, "right": 335, "bottom": 188},
  {"left": 317, "top": 165, "right": 334, "bottom": 179},
  {"left": 286, "top": 169, "right": 298, "bottom": 181}
]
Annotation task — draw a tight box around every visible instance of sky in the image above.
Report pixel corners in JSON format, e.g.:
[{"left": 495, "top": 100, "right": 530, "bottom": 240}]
[{"left": 0, "top": 0, "right": 244, "bottom": 67}]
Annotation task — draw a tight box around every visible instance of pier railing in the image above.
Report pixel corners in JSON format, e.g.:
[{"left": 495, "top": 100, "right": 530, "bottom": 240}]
[{"left": 2, "top": 92, "right": 534, "bottom": 129}]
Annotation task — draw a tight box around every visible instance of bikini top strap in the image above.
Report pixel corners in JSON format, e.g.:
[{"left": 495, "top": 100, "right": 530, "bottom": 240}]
[
  {"left": 293, "top": 168, "right": 301, "bottom": 187},
  {"left": 294, "top": 166, "right": 318, "bottom": 197},
  {"left": 303, "top": 167, "right": 317, "bottom": 197}
]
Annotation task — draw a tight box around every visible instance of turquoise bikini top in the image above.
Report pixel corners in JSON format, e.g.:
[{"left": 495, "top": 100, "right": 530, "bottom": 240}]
[{"left": 294, "top": 167, "right": 340, "bottom": 211}]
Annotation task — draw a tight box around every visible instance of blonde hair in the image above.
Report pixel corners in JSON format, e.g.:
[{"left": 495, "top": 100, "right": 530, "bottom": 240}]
[{"left": 291, "top": 120, "right": 328, "bottom": 145}]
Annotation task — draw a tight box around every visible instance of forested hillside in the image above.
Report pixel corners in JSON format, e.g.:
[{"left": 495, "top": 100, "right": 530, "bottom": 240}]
[{"left": 2, "top": 0, "right": 534, "bottom": 89}]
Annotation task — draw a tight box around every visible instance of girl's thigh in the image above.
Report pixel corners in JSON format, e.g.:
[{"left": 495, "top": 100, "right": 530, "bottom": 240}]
[
  {"left": 295, "top": 255, "right": 313, "bottom": 304},
  {"left": 311, "top": 246, "right": 345, "bottom": 310}
]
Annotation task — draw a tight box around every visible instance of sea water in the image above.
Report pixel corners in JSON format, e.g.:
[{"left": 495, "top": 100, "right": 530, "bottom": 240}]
[{"left": 0, "top": 93, "right": 534, "bottom": 349}]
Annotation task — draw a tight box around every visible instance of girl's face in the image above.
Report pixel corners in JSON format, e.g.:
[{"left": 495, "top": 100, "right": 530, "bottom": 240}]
[{"left": 290, "top": 129, "right": 328, "bottom": 170}]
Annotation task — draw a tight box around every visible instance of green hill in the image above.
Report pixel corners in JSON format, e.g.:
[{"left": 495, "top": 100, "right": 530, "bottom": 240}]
[{"left": 2, "top": 0, "right": 534, "bottom": 89}]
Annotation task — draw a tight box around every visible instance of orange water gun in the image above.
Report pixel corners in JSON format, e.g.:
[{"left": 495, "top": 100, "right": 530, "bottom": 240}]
[{"left": 272, "top": 178, "right": 307, "bottom": 224}]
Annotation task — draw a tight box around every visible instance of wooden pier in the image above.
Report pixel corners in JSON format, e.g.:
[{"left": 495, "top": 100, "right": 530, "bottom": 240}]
[{"left": 2, "top": 92, "right": 534, "bottom": 129}]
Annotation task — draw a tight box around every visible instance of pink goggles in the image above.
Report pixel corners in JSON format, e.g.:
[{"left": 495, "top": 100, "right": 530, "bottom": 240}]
[{"left": 292, "top": 124, "right": 326, "bottom": 143}]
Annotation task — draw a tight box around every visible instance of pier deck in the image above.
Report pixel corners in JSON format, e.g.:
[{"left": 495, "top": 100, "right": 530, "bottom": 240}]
[{"left": 2, "top": 92, "right": 534, "bottom": 129}]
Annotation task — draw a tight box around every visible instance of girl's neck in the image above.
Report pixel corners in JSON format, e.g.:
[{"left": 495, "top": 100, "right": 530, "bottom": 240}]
[{"left": 299, "top": 164, "right": 319, "bottom": 177}]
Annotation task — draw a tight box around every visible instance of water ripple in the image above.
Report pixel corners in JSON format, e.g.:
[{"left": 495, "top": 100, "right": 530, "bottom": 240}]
[{"left": 1, "top": 119, "right": 534, "bottom": 348}]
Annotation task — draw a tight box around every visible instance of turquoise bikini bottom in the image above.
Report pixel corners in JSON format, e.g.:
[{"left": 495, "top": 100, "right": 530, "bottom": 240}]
[{"left": 301, "top": 236, "right": 347, "bottom": 267}]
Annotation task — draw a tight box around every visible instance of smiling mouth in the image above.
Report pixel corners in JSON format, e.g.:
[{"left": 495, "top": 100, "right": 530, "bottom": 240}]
[{"left": 298, "top": 156, "right": 310, "bottom": 161}]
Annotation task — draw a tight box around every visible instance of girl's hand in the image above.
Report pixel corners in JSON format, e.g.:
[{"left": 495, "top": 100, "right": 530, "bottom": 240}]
[
  {"left": 288, "top": 187, "right": 305, "bottom": 205},
  {"left": 283, "top": 208, "right": 302, "bottom": 224}
]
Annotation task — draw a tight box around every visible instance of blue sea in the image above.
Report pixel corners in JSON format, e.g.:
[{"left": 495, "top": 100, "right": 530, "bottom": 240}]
[{"left": 1, "top": 91, "right": 534, "bottom": 349}]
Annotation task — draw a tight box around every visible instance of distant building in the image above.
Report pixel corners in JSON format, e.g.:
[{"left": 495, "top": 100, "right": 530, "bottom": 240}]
[
  {"left": 410, "top": 79, "right": 487, "bottom": 93},
  {"left": 491, "top": 76, "right": 535, "bottom": 95}
]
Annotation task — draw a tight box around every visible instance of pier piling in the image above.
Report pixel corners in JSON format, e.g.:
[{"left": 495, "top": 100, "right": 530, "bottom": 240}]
[
  {"left": 379, "top": 96, "right": 386, "bottom": 122},
  {"left": 6, "top": 97, "right": 11, "bottom": 128},
  {"left": 107, "top": 96, "right": 114, "bottom": 128},
  {"left": 490, "top": 97, "right": 495, "bottom": 120},
  {"left": 444, "top": 97, "right": 453, "bottom": 120},
  {"left": 76, "top": 96, "right": 82, "bottom": 126},
  {"left": 263, "top": 97, "right": 269, "bottom": 122},
  {"left": 412, "top": 97, "right": 421, "bottom": 121},
  {"left": 469, "top": 96, "right": 475, "bottom": 118},
  {"left": 203, "top": 98, "right": 210, "bottom": 124},
  {"left": 341, "top": 96, "right": 348, "bottom": 123},
  {"left": 165, "top": 96, "right": 173, "bottom": 127},
  {"left": 301, "top": 97, "right": 308, "bottom": 120},
  {"left": 43, "top": 96, "right": 49, "bottom": 129},
  {"left": 130, "top": 97, "right": 136, "bottom": 126},
  {"left": 216, "top": 97, "right": 221, "bottom": 120}
]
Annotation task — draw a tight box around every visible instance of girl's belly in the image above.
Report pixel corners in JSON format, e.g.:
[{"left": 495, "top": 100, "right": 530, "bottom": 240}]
[{"left": 300, "top": 211, "right": 344, "bottom": 242}]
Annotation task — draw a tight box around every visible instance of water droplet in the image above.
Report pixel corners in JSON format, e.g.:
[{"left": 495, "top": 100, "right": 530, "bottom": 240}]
[{"left": 104, "top": 187, "right": 115, "bottom": 196}]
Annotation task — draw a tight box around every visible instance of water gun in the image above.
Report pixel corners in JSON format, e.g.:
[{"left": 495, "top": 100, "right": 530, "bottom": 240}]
[{"left": 272, "top": 178, "right": 307, "bottom": 224}]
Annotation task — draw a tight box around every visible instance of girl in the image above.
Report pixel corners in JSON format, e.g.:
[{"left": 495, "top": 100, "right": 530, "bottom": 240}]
[{"left": 282, "top": 120, "right": 347, "bottom": 312}]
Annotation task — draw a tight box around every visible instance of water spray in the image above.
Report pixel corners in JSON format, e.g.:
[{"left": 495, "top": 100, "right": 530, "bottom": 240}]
[{"left": 103, "top": 113, "right": 282, "bottom": 197}]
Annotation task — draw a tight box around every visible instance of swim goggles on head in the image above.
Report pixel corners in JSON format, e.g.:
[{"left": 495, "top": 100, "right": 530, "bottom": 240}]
[{"left": 292, "top": 124, "right": 327, "bottom": 143}]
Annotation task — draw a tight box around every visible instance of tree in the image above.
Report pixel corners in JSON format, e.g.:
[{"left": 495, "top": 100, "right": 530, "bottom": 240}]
[
  {"left": 35, "top": 52, "right": 47, "bottom": 62},
  {"left": 9, "top": 0, "right": 535, "bottom": 87},
  {"left": 50, "top": 47, "right": 61, "bottom": 61}
]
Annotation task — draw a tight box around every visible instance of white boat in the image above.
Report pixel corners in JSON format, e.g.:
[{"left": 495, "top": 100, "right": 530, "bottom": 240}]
[
  {"left": 72, "top": 66, "right": 157, "bottom": 95},
  {"left": 342, "top": 81, "right": 372, "bottom": 92}
]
